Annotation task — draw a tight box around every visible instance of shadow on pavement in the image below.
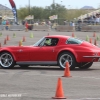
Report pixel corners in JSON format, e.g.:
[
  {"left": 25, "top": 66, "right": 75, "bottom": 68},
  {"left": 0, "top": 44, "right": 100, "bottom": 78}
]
[{"left": 0, "top": 65, "right": 100, "bottom": 71}]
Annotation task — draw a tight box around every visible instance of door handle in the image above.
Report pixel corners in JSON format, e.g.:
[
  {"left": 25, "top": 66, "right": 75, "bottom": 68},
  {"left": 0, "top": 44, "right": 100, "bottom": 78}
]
[{"left": 52, "top": 49, "right": 54, "bottom": 52}]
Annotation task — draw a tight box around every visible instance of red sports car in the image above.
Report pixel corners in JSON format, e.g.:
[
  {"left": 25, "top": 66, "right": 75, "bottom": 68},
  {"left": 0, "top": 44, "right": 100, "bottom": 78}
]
[{"left": 0, "top": 35, "right": 100, "bottom": 70}]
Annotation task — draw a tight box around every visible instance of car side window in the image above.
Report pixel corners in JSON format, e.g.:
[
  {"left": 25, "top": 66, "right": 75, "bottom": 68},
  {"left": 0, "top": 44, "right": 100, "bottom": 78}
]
[
  {"left": 40, "top": 38, "right": 59, "bottom": 46},
  {"left": 66, "top": 38, "right": 83, "bottom": 44},
  {"left": 50, "top": 38, "right": 58, "bottom": 46}
]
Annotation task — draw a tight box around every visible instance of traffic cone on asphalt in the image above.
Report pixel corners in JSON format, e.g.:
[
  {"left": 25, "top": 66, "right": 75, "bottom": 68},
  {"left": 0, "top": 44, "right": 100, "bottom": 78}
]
[
  {"left": 22, "top": 36, "right": 26, "bottom": 42},
  {"left": 13, "top": 33, "right": 16, "bottom": 38},
  {"left": 0, "top": 32, "right": 2, "bottom": 37},
  {"left": 30, "top": 33, "right": 33, "bottom": 38},
  {"left": 0, "top": 43, "right": 1, "bottom": 47},
  {"left": 93, "top": 32, "right": 96, "bottom": 37},
  {"left": 62, "top": 61, "right": 72, "bottom": 77},
  {"left": 96, "top": 35, "right": 100, "bottom": 41},
  {"left": 19, "top": 40, "right": 22, "bottom": 46},
  {"left": 52, "top": 78, "right": 67, "bottom": 99},
  {"left": 94, "top": 39, "right": 97, "bottom": 46},
  {"left": 4, "top": 39, "right": 7, "bottom": 45},
  {"left": 89, "top": 38, "right": 92, "bottom": 43},
  {"left": 86, "top": 35, "right": 89, "bottom": 41},
  {"left": 72, "top": 32, "right": 75, "bottom": 37},
  {"left": 6, "top": 35, "right": 10, "bottom": 41}
]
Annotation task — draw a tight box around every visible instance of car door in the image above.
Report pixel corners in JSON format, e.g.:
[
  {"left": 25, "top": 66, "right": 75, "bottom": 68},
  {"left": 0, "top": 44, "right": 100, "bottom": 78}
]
[
  {"left": 15, "top": 47, "right": 30, "bottom": 61},
  {"left": 30, "top": 38, "right": 59, "bottom": 61},
  {"left": 30, "top": 46, "right": 57, "bottom": 61}
]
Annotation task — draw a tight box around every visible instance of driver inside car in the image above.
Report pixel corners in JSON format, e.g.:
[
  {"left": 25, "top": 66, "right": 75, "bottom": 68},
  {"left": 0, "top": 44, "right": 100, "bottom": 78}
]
[{"left": 44, "top": 39, "right": 51, "bottom": 46}]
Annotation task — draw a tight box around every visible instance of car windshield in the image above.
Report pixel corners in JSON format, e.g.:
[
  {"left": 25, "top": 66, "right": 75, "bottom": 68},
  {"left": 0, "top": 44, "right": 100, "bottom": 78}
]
[
  {"left": 33, "top": 37, "right": 45, "bottom": 46},
  {"left": 66, "top": 37, "right": 83, "bottom": 44}
]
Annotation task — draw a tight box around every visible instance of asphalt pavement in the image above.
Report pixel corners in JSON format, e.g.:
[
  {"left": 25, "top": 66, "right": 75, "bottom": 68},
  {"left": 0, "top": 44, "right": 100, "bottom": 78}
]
[{"left": 0, "top": 30, "right": 100, "bottom": 100}]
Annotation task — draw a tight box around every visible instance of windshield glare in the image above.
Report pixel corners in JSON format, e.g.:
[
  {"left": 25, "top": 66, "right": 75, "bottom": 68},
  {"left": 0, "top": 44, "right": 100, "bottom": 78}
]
[{"left": 33, "top": 37, "right": 45, "bottom": 46}]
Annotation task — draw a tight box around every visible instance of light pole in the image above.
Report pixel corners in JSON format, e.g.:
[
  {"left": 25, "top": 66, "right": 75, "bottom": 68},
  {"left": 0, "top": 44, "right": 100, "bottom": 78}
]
[
  {"left": 61, "top": 1, "right": 63, "bottom": 5},
  {"left": 53, "top": 0, "right": 55, "bottom": 5},
  {"left": 53, "top": 0, "right": 55, "bottom": 12},
  {"left": 29, "top": 0, "right": 30, "bottom": 15}
]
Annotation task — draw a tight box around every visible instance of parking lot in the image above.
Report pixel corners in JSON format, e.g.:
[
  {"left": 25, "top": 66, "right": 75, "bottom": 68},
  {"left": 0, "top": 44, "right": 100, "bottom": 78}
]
[{"left": 0, "top": 30, "right": 100, "bottom": 100}]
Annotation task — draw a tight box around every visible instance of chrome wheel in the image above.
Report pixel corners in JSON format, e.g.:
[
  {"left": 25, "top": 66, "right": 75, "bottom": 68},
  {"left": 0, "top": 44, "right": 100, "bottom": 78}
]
[
  {"left": 59, "top": 54, "right": 72, "bottom": 68},
  {"left": 0, "top": 52, "right": 14, "bottom": 68},
  {"left": 58, "top": 52, "right": 76, "bottom": 70}
]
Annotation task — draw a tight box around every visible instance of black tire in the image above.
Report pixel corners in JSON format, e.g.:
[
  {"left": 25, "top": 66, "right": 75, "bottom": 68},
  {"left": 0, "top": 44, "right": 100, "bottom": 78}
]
[
  {"left": 78, "top": 62, "right": 93, "bottom": 69},
  {"left": 58, "top": 52, "right": 76, "bottom": 70},
  {"left": 20, "top": 65, "right": 29, "bottom": 69},
  {"left": 0, "top": 52, "right": 15, "bottom": 69}
]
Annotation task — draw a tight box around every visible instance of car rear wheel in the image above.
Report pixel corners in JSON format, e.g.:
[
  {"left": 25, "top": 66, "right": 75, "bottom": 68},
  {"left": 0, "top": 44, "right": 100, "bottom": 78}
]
[
  {"left": 0, "top": 52, "right": 15, "bottom": 69},
  {"left": 78, "top": 62, "right": 93, "bottom": 69},
  {"left": 58, "top": 52, "right": 76, "bottom": 70}
]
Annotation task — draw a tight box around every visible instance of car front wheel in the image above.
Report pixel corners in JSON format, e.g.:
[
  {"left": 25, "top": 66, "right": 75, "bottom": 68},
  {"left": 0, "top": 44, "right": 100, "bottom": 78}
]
[
  {"left": 0, "top": 52, "right": 15, "bottom": 69},
  {"left": 58, "top": 52, "right": 76, "bottom": 70}
]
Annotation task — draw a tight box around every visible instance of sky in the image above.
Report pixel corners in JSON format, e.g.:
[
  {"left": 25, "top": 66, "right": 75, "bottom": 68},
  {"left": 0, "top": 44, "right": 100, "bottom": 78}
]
[{"left": 1, "top": 0, "right": 100, "bottom": 9}]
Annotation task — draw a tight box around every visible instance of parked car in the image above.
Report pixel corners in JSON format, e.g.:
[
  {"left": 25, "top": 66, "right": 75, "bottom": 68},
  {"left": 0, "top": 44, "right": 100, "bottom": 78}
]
[{"left": 0, "top": 35, "right": 100, "bottom": 70}]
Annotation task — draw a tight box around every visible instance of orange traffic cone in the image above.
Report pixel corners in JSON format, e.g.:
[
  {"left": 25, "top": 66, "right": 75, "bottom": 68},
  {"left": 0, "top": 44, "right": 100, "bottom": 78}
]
[
  {"left": 94, "top": 39, "right": 97, "bottom": 46},
  {"left": 4, "top": 39, "right": 7, "bottom": 45},
  {"left": 72, "top": 32, "right": 75, "bottom": 37},
  {"left": 52, "top": 78, "right": 67, "bottom": 99},
  {"left": 62, "top": 61, "right": 72, "bottom": 77},
  {"left": 22, "top": 36, "right": 26, "bottom": 42},
  {"left": 93, "top": 32, "right": 96, "bottom": 37},
  {"left": 19, "top": 41, "right": 22, "bottom": 46},
  {"left": 6, "top": 35, "right": 10, "bottom": 41},
  {"left": 89, "top": 38, "right": 92, "bottom": 43}
]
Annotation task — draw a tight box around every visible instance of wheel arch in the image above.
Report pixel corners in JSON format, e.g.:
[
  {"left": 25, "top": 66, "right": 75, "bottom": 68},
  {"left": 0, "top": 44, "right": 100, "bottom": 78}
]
[
  {"left": 0, "top": 50, "right": 16, "bottom": 61},
  {"left": 57, "top": 50, "right": 77, "bottom": 63}
]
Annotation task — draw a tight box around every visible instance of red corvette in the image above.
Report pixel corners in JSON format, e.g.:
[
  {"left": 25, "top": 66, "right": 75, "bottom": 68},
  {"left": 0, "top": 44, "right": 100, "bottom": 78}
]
[{"left": 0, "top": 35, "right": 100, "bottom": 70}]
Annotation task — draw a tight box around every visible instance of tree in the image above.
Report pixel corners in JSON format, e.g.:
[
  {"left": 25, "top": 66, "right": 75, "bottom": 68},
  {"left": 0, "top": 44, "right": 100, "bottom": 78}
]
[
  {"left": 17, "top": 6, "right": 29, "bottom": 20},
  {"left": 31, "top": 6, "right": 44, "bottom": 19},
  {"left": 17, "top": 3, "right": 67, "bottom": 20},
  {"left": 47, "top": 3, "right": 67, "bottom": 19},
  {"left": 17, "top": 3, "right": 90, "bottom": 23}
]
